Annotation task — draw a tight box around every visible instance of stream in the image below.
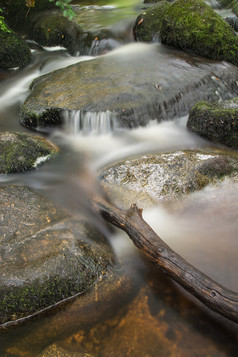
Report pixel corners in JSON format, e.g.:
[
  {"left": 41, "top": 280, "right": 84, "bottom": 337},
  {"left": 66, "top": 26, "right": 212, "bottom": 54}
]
[{"left": 0, "top": 1, "right": 238, "bottom": 356}]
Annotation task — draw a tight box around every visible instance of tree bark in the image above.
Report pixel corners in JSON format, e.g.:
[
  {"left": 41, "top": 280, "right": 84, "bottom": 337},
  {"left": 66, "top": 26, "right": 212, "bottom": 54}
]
[{"left": 91, "top": 195, "right": 238, "bottom": 324}]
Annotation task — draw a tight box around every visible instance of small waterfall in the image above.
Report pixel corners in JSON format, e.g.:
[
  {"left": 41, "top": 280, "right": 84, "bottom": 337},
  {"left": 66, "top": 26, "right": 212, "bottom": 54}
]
[{"left": 63, "top": 110, "right": 117, "bottom": 135}]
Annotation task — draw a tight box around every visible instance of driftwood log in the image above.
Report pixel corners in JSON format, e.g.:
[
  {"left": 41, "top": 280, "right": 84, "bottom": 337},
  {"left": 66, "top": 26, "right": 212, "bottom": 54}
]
[{"left": 92, "top": 195, "right": 238, "bottom": 324}]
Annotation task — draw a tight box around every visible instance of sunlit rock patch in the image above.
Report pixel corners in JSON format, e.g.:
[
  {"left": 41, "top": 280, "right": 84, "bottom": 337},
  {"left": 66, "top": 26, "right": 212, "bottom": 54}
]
[{"left": 100, "top": 149, "right": 238, "bottom": 203}]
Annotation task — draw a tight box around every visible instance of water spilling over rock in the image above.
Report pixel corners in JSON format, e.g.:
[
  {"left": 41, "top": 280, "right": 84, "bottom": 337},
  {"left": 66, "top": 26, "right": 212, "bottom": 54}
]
[{"left": 20, "top": 43, "right": 238, "bottom": 131}]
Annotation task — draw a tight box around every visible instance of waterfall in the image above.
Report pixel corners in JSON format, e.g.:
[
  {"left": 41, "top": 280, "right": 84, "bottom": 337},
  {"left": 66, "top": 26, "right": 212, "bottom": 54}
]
[{"left": 63, "top": 109, "right": 117, "bottom": 135}]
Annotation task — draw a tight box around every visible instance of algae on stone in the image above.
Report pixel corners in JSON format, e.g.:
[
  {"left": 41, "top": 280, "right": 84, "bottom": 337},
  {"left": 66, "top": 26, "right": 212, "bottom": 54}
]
[
  {"left": 187, "top": 98, "right": 238, "bottom": 149},
  {"left": 160, "top": 0, "right": 238, "bottom": 65},
  {"left": 0, "top": 132, "right": 57, "bottom": 174},
  {"left": 134, "top": 1, "right": 171, "bottom": 42},
  {"left": 0, "top": 25, "right": 31, "bottom": 69}
]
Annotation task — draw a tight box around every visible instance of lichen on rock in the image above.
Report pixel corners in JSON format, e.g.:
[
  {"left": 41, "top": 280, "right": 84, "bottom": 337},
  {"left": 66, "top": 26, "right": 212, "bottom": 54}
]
[
  {"left": 187, "top": 98, "right": 238, "bottom": 149},
  {"left": 0, "top": 26, "right": 31, "bottom": 69},
  {"left": 0, "top": 131, "right": 57, "bottom": 174},
  {"left": 159, "top": 0, "right": 238, "bottom": 65}
]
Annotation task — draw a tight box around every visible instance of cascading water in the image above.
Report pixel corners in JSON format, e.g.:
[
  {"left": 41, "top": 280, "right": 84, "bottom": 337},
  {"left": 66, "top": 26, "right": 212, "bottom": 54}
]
[{"left": 63, "top": 109, "right": 116, "bottom": 135}]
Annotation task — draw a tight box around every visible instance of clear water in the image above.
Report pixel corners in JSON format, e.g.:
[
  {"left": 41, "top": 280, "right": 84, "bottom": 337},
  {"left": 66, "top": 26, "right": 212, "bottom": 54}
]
[{"left": 0, "top": 1, "right": 238, "bottom": 356}]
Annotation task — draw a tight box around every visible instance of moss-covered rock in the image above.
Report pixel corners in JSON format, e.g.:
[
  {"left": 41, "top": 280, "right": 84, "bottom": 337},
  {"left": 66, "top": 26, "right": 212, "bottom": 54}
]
[
  {"left": 160, "top": 0, "right": 238, "bottom": 65},
  {"left": 100, "top": 149, "right": 238, "bottom": 203},
  {"left": 3, "top": 0, "right": 57, "bottom": 33},
  {"left": 27, "top": 12, "right": 83, "bottom": 53},
  {"left": 0, "top": 24, "right": 31, "bottom": 69},
  {"left": 134, "top": 1, "right": 171, "bottom": 42},
  {"left": 0, "top": 131, "right": 57, "bottom": 173},
  {"left": 187, "top": 98, "right": 238, "bottom": 149},
  {"left": 0, "top": 185, "right": 115, "bottom": 325}
]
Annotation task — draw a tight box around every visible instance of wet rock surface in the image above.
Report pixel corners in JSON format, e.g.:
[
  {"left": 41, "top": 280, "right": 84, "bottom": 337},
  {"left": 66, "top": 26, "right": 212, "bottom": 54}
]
[
  {"left": 20, "top": 43, "right": 238, "bottom": 130},
  {"left": 0, "top": 185, "right": 115, "bottom": 325},
  {"left": 187, "top": 97, "right": 238, "bottom": 149},
  {"left": 0, "top": 131, "right": 57, "bottom": 174},
  {"left": 100, "top": 149, "right": 238, "bottom": 203}
]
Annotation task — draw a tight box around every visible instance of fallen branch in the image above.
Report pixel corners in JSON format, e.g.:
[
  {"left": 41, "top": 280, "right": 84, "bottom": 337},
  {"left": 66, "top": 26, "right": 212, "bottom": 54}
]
[{"left": 91, "top": 195, "right": 238, "bottom": 324}]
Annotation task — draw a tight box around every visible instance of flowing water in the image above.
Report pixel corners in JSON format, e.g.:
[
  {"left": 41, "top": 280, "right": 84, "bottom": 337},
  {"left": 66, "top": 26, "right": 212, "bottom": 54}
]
[{"left": 1, "top": 1, "right": 238, "bottom": 356}]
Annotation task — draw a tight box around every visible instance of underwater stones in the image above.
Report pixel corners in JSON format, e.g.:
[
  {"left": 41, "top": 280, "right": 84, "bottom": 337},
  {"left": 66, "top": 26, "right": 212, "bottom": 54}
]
[
  {"left": 0, "top": 27, "right": 31, "bottom": 70},
  {"left": 100, "top": 150, "right": 238, "bottom": 203},
  {"left": 187, "top": 98, "right": 238, "bottom": 149},
  {"left": 0, "top": 185, "right": 115, "bottom": 325},
  {"left": 0, "top": 131, "right": 57, "bottom": 174},
  {"left": 159, "top": 0, "right": 238, "bottom": 65},
  {"left": 20, "top": 43, "right": 238, "bottom": 130},
  {"left": 134, "top": 1, "right": 171, "bottom": 42}
]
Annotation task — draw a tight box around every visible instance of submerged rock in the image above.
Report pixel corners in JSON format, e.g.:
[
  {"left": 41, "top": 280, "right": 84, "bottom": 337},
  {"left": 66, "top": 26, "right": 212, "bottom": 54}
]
[
  {"left": 0, "top": 131, "right": 57, "bottom": 174},
  {"left": 160, "top": 0, "right": 238, "bottom": 66},
  {"left": 187, "top": 98, "right": 238, "bottom": 149},
  {"left": 0, "top": 186, "right": 114, "bottom": 325},
  {"left": 20, "top": 43, "right": 238, "bottom": 130},
  {"left": 100, "top": 149, "right": 238, "bottom": 203}
]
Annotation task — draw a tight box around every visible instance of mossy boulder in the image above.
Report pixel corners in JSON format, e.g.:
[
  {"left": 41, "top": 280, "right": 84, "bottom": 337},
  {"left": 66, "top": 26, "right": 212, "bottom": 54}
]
[
  {"left": 100, "top": 149, "right": 238, "bottom": 203},
  {"left": 0, "top": 131, "right": 57, "bottom": 174},
  {"left": 187, "top": 98, "right": 238, "bottom": 149},
  {"left": 134, "top": 1, "right": 171, "bottom": 42},
  {"left": 19, "top": 43, "right": 238, "bottom": 130},
  {"left": 0, "top": 26, "right": 31, "bottom": 69},
  {"left": 0, "top": 185, "right": 115, "bottom": 325},
  {"left": 160, "top": 0, "right": 238, "bottom": 65},
  {"left": 27, "top": 12, "right": 83, "bottom": 53},
  {"left": 3, "top": 0, "right": 57, "bottom": 33}
]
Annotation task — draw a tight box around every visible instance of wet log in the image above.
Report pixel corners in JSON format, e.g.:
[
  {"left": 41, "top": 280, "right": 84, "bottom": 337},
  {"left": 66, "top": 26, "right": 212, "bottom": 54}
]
[{"left": 92, "top": 196, "right": 238, "bottom": 324}]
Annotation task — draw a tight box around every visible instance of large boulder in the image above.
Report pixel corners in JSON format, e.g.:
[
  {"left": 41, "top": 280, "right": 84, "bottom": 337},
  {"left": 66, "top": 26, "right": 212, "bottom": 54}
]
[
  {"left": 27, "top": 12, "right": 83, "bottom": 54},
  {"left": 159, "top": 0, "right": 238, "bottom": 65},
  {"left": 100, "top": 149, "right": 238, "bottom": 204},
  {"left": 187, "top": 98, "right": 238, "bottom": 149},
  {"left": 0, "top": 25, "right": 31, "bottom": 69},
  {"left": 0, "top": 185, "right": 115, "bottom": 325},
  {"left": 3, "top": 0, "right": 56, "bottom": 33},
  {"left": 0, "top": 131, "right": 57, "bottom": 174},
  {"left": 20, "top": 43, "right": 238, "bottom": 130},
  {"left": 134, "top": 1, "right": 171, "bottom": 42}
]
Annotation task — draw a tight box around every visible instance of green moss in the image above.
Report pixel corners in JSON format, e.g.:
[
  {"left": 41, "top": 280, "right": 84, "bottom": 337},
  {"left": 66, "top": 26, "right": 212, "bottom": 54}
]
[
  {"left": 187, "top": 99, "right": 238, "bottom": 149},
  {"left": 28, "top": 12, "right": 82, "bottom": 49},
  {"left": 0, "top": 132, "right": 57, "bottom": 174},
  {"left": 160, "top": 0, "right": 238, "bottom": 65},
  {"left": 20, "top": 106, "right": 63, "bottom": 129},
  {"left": 4, "top": 0, "right": 57, "bottom": 32},
  {"left": 134, "top": 1, "right": 171, "bottom": 42},
  {"left": 0, "top": 27, "right": 31, "bottom": 69}
]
